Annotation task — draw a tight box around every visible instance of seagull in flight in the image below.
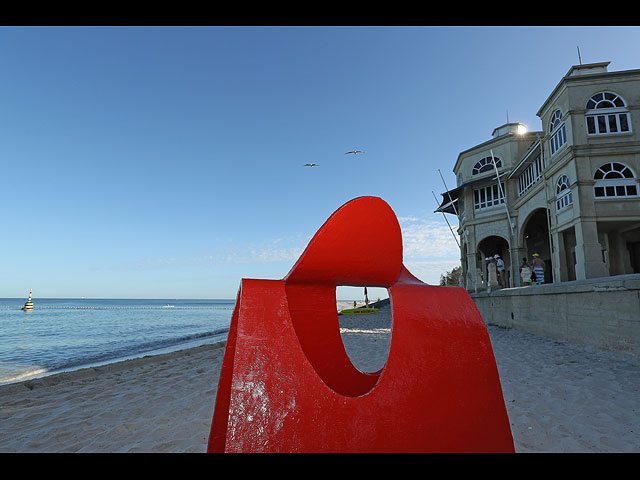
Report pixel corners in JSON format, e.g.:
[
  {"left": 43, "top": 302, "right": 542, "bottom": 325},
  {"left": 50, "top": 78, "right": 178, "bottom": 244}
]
[
  {"left": 345, "top": 150, "right": 365, "bottom": 155},
  {"left": 304, "top": 163, "right": 319, "bottom": 167}
]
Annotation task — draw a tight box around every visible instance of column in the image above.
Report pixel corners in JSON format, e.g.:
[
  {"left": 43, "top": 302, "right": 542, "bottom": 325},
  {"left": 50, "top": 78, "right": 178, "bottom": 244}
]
[
  {"left": 510, "top": 247, "right": 526, "bottom": 286},
  {"left": 552, "top": 230, "right": 566, "bottom": 283},
  {"left": 574, "top": 220, "right": 607, "bottom": 279},
  {"left": 466, "top": 252, "right": 478, "bottom": 292}
]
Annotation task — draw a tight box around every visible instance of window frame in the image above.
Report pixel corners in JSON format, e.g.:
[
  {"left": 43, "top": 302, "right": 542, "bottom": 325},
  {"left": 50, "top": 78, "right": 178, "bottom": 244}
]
[
  {"left": 472, "top": 156, "right": 502, "bottom": 176},
  {"left": 473, "top": 182, "right": 505, "bottom": 211},
  {"left": 517, "top": 154, "right": 546, "bottom": 196},
  {"left": 555, "top": 174, "right": 573, "bottom": 211},
  {"left": 549, "top": 109, "right": 567, "bottom": 156},
  {"left": 593, "top": 162, "right": 639, "bottom": 199},
  {"left": 585, "top": 91, "right": 632, "bottom": 137}
]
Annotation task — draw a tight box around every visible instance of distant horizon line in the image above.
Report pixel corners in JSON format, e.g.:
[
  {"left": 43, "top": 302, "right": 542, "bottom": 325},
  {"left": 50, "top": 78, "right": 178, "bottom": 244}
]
[
  {"left": 0, "top": 296, "right": 237, "bottom": 300},
  {"left": 0, "top": 295, "right": 390, "bottom": 301}
]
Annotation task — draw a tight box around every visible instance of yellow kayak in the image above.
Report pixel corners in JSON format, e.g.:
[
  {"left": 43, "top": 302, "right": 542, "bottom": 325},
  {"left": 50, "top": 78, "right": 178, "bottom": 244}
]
[{"left": 338, "top": 307, "right": 378, "bottom": 315}]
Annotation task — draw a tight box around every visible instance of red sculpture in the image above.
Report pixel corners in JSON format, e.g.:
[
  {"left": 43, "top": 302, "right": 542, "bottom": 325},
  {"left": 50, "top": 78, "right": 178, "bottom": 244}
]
[{"left": 208, "top": 196, "right": 514, "bottom": 453}]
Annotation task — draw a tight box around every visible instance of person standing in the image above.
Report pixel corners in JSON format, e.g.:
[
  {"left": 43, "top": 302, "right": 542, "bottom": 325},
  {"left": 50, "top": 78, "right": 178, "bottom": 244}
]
[
  {"left": 494, "top": 254, "right": 506, "bottom": 288},
  {"left": 532, "top": 253, "right": 545, "bottom": 284},
  {"left": 520, "top": 258, "right": 532, "bottom": 286},
  {"left": 487, "top": 257, "right": 498, "bottom": 289}
]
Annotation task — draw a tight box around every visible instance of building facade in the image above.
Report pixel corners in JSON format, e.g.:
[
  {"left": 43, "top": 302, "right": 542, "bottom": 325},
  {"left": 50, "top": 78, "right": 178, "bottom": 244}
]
[{"left": 437, "top": 62, "right": 640, "bottom": 291}]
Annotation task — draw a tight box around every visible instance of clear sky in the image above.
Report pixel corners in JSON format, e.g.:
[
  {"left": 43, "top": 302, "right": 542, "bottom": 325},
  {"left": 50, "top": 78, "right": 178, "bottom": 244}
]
[{"left": 2, "top": 26, "right": 640, "bottom": 299}]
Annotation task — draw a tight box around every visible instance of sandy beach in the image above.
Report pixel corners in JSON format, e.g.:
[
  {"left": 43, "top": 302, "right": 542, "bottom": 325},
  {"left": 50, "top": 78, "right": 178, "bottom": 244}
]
[{"left": 1, "top": 305, "right": 638, "bottom": 453}]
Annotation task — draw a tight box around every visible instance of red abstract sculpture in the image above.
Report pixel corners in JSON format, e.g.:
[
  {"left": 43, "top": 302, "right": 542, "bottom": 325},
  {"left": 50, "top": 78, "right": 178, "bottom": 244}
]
[{"left": 208, "top": 196, "right": 514, "bottom": 453}]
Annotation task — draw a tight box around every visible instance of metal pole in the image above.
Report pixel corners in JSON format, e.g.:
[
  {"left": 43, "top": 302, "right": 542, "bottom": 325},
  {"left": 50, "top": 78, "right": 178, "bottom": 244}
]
[
  {"left": 435, "top": 171, "right": 463, "bottom": 285},
  {"left": 491, "top": 150, "right": 514, "bottom": 236},
  {"left": 538, "top": 134, "right": 555, "bottom": 283},
  {"left": 432, "top": 191, "right": 460, "bottom": 249},
  {"left": 491, "top": 150, "right": 515, "bottom": 287},
  {"left": 437, "top": 169, "right": 460, "bottom": 218}
]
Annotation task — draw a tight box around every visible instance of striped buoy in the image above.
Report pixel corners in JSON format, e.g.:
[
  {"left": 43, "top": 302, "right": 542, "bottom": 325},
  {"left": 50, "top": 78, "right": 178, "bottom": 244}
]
[{"left": 22, "top": 289, "right": 34, "bottom": 311}]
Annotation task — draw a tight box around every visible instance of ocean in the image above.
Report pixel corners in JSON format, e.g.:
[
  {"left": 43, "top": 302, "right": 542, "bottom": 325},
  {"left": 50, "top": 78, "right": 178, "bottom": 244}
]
[{"left": 0, "top": 298, "right": 235, "bottom": 386}]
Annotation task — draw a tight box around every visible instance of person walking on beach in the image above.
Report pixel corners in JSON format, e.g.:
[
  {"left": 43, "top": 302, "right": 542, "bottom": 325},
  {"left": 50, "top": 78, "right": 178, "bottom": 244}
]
[
  {"left": 532, "top": 253, "right": 545, "bottom": 284},
  {"left": 494, "top": 254, "right": 506, "bottom": 288},
  {"left": 520, "top": 258, "right": 532, "bottom": 286}
]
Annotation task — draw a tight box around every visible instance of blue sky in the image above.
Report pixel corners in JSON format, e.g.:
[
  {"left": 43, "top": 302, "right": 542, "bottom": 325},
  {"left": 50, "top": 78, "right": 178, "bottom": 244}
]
[{"left": 2, "top": 26, "right": 640, "bottom": 299}]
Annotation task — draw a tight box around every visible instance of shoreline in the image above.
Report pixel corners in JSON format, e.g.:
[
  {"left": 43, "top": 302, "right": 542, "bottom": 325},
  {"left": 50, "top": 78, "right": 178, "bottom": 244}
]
[
  {"left": 1, "top": 307, "right": 638, "bottom": 453},
  {"left": 0, "top": 341, "right": 228, "bottom": 396},
  {"left": 0, "top": 332, "right": 230, "bottom": 388}
]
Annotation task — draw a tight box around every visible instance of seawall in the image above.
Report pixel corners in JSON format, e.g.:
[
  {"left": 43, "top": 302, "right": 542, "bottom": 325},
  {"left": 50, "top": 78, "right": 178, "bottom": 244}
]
[{"left": 470, "top": 274, "right": 640, "bottom": 356}]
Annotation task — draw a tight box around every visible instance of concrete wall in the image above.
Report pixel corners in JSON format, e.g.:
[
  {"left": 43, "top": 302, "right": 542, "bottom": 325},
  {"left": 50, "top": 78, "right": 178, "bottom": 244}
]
[{"left": 470, "top": 274, "right": 640, "bottom": 356}]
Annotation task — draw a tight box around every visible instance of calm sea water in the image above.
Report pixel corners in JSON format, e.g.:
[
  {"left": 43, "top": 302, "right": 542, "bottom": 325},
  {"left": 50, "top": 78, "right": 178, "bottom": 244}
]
[{"left": 0, "top": 298, "right": 235, "bottom": 385}]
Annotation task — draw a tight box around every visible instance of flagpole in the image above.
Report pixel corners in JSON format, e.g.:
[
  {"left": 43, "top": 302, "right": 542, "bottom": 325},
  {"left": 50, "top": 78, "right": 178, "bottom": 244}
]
[{"left": 432, "top": 191, "right": 460, "bottom": 249}]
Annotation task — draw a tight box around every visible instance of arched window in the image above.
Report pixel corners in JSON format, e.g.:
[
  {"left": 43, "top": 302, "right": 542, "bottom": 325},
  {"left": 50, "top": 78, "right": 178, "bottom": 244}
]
[
  {"left": 472, "top": 156, "right": 501, "bottom": 175},
  {"left": 585, "top": 92, "right": 631, "bottom": 136},
  {"left": 593, "top": 162, "right": 638, "bottom": 198},
  {"left": 549, "top": 109, "right": 567, "bottom": 155},
  {"left": 555, "top": 174, "right": 573, "bottom": 210}
]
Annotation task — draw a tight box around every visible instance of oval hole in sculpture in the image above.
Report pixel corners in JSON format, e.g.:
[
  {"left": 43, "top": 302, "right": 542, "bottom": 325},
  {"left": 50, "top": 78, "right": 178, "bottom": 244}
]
[
  {"left": 337, "top": 286, "right": 392, "bottom": 375},
  {"left": 284, "top": 282, "right": 391, "bottom": 397}
]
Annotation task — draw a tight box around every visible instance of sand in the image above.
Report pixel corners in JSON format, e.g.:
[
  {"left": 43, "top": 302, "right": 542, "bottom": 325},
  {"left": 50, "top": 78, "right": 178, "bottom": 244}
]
[{"left": 0, "top": 305, "right": 638, "bottom": 453}]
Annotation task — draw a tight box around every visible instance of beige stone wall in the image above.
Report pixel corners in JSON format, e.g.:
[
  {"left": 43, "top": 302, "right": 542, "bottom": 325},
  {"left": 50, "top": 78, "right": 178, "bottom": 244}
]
[{"left": 471, "top": 275, "right": 640, "bottom": 356}]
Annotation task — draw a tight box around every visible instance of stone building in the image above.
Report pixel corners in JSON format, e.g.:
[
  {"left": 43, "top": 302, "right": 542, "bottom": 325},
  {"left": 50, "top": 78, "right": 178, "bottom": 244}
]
[{"left": 436, "top": 61, "right": 640, "bottom": 291}]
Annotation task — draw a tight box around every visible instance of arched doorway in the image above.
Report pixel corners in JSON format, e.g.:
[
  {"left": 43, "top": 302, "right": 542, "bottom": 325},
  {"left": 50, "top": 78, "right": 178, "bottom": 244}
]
[
  {"left": 522, "top": 208, "right": 552, "bottom": 283},
  {"left": 477, "top": 235, "right": 510, "bottom": 287}
]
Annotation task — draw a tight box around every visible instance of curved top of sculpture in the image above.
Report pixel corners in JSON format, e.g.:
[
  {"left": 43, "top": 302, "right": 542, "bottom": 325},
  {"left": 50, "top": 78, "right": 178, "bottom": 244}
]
[{"left": 284, "top": 196, "right": 404, "bottom": 287}]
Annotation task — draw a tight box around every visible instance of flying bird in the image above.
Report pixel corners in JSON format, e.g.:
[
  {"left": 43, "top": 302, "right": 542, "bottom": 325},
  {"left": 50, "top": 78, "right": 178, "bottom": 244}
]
[
  {"left": 304, "top": 163, "right": 319, "bottom": 167},
  {"left": 345, "top": 150, "right": 365, "bottom": 155}
]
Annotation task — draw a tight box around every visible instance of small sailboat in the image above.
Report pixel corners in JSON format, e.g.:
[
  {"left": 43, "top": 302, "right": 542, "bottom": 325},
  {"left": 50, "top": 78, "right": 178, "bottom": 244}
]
[{"left": 22, "top": 289, "right": 34, "bottom": 311}]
